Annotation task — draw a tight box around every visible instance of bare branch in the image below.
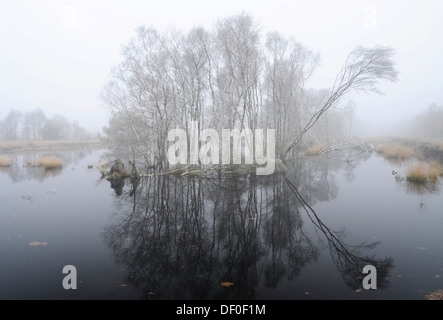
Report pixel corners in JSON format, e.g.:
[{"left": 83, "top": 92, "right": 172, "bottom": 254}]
[{"left": 284, "top": 45, "right": 398, "bottom": 155}]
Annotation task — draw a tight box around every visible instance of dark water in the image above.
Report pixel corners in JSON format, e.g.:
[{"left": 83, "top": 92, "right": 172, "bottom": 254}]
[{"left": 0, "top": 148, "right": 442, "bottom": 300}]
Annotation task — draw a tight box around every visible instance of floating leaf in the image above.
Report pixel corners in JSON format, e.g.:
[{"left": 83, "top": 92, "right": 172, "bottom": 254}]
[
  {"left": 221, "top": 282, "right": 234, "bottom": 287},
  {"left": 29, "top": 241, "right": 48, "bottom": 246},
  {"left": 148, "top": 292, "right": 156, "bottom": 295}
]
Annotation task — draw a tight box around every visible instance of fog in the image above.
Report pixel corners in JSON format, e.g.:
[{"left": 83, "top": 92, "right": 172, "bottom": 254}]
[
  {"left": 1, "top": 0, "right": 443, "bottom": 137},
  {"left": 2, "top": 1, "right": 443, "bottom": 302}
]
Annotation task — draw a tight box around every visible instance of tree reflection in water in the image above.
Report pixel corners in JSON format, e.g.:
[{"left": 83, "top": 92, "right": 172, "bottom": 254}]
[{"left": 103, "top": 156, "right": 393, "bottom": 299}]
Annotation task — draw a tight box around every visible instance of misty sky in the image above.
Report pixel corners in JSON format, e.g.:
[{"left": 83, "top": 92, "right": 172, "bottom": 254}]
[{"left": 1, "top": 0, "right": 442, "bottom": 135}]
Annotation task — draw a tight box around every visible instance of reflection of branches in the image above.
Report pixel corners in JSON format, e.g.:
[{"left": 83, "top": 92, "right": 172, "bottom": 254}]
[
  {"left": 288, "top": 156, "right": 339, "bottom": 204},
  {"left": 103, "top": 152, "right": 387, "bottom": 298},
  {"left": 319, "top": 141, "right": 372, "bottom": 183},
  {"left": 403, "top": 180, "right": 440, "bottom": 196},
  {"left": 261, "top": 173, "right": 319, "bottom": 288},
  {"left": 103, "top": 171, "right": 322, "bottom": 299},
  {"left": 284, "top": 175, "right": 393, "bottom": 290}
]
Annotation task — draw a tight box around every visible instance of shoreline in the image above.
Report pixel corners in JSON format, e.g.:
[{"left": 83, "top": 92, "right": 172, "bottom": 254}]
[
  {"left": 0, "top": 140, "right": 103, "bottom": 154},
  {"left": 365, "top": 136, "right": 443, "bottom": 164}
]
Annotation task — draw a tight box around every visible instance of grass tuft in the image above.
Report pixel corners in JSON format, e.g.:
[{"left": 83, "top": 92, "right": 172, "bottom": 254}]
[
  {"left": 427, "top": 161, "right": 442, "bottom": 183},
  {"left": 406, "top": 162, "right": 441, "bottom": 184},
  {"left": 406, "top": 163, "right": 427, "bottom": 183},
  {"left": 0, "top": 156, "right": 12, "bottom": 167},
  {"left": 37, "top": 157, "right": 63, "bottom": 169}
]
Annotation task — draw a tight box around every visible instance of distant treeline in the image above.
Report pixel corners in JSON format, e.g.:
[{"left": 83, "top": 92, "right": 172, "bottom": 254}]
[
  {"left": 412, "top": 103, "right": 443, "bottom": 139},
  {"left": 0, "top": 108, "right": 95, "bottom": 141}
]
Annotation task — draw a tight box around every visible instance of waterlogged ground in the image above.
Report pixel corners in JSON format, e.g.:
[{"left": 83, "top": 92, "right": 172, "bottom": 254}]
[{"left": 0, "top": 147, "right": 442, "bottom": 300}]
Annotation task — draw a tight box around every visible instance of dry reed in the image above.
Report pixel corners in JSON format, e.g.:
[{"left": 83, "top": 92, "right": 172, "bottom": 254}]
[
  {"left": 37, "top": 157, "right": 63, "bottom": 169},
  {"left": 0, "top": 156, "right": 12, "bottom": 167},
  {"left": 406, "top": 161, "right": 441, "bottom": 184}
]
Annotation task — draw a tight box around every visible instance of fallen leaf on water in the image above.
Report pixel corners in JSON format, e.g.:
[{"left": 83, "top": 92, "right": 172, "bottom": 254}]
[
  {"left": 29, "top": 241, "right": 48, "bottom": 246},
  {"left": 355, "top": 289, "right": 362, "bottom": 293},
  {"left": 221, "top": 282, "right": 234, "bottom": 287},
  {"left": 120, "top": 284, "right": 128, "bottom": 287},
  {"left": 148, "top": 292, "right": 156, "bottom": 295},
  {"left": 304, "top": 291, "right": 310, "bottom": 295}
]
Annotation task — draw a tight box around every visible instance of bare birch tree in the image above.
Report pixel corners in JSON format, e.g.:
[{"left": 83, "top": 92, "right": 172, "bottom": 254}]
[
  {"left": 263, "top": 32, "right": 319, "bottom": 156},
  {"left": 284, "top": 45, "right": 398, "bottom": 155},
  {"left": 101, "top": 14, "right": 397, "bottom": 170}
]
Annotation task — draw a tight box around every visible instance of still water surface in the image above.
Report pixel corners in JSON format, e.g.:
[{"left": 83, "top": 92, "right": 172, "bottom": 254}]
[{"left": 0, "top": 148, "right": 442, "bottom": 299}]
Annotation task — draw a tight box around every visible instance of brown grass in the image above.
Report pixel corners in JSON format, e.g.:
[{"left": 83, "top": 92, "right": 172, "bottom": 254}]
[
  {"left": 0, "top": 140, "right": 100, "bottom": 152},
  {"left": 376, "top": 145, "right": 415, "bottom": 159},
  {"left": 0, "top": 156, "right": 12, "bottom": 167},
  {"left": 428, "top": 161, "right": 443, "bottom": 182},
  {"left": 426, "top": 290, "right": 443, "bottom": 300},
  {"left": 304, "top": 144, "right": 325, "bottom": 156},
  {"left": 406, "top": 163, "right": 428, "bottom": 183},
  {"left": 427, "top": 167, "right": 440, "bottom": 183},
  {"left": 406, "top": 162, "right": 441, "bottom": 184},
  {"left": 37, "top": 157, "right": 63, "bottom": 169}
]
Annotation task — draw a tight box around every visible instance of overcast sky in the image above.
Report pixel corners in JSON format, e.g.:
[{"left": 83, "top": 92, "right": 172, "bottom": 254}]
[{"left": 0, "top": 0, "right": 442, "bottom": 135}]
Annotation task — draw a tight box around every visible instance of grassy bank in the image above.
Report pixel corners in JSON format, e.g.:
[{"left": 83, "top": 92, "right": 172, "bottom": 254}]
[
  {"left": 368, "top": 136, "right": 443, "bottom": 164},
  {"left": 0, "top": 140, "right": 101, "bottom": 153},
  {"left": 367, "top": 136, "right": 443, "bottom": 184}
]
